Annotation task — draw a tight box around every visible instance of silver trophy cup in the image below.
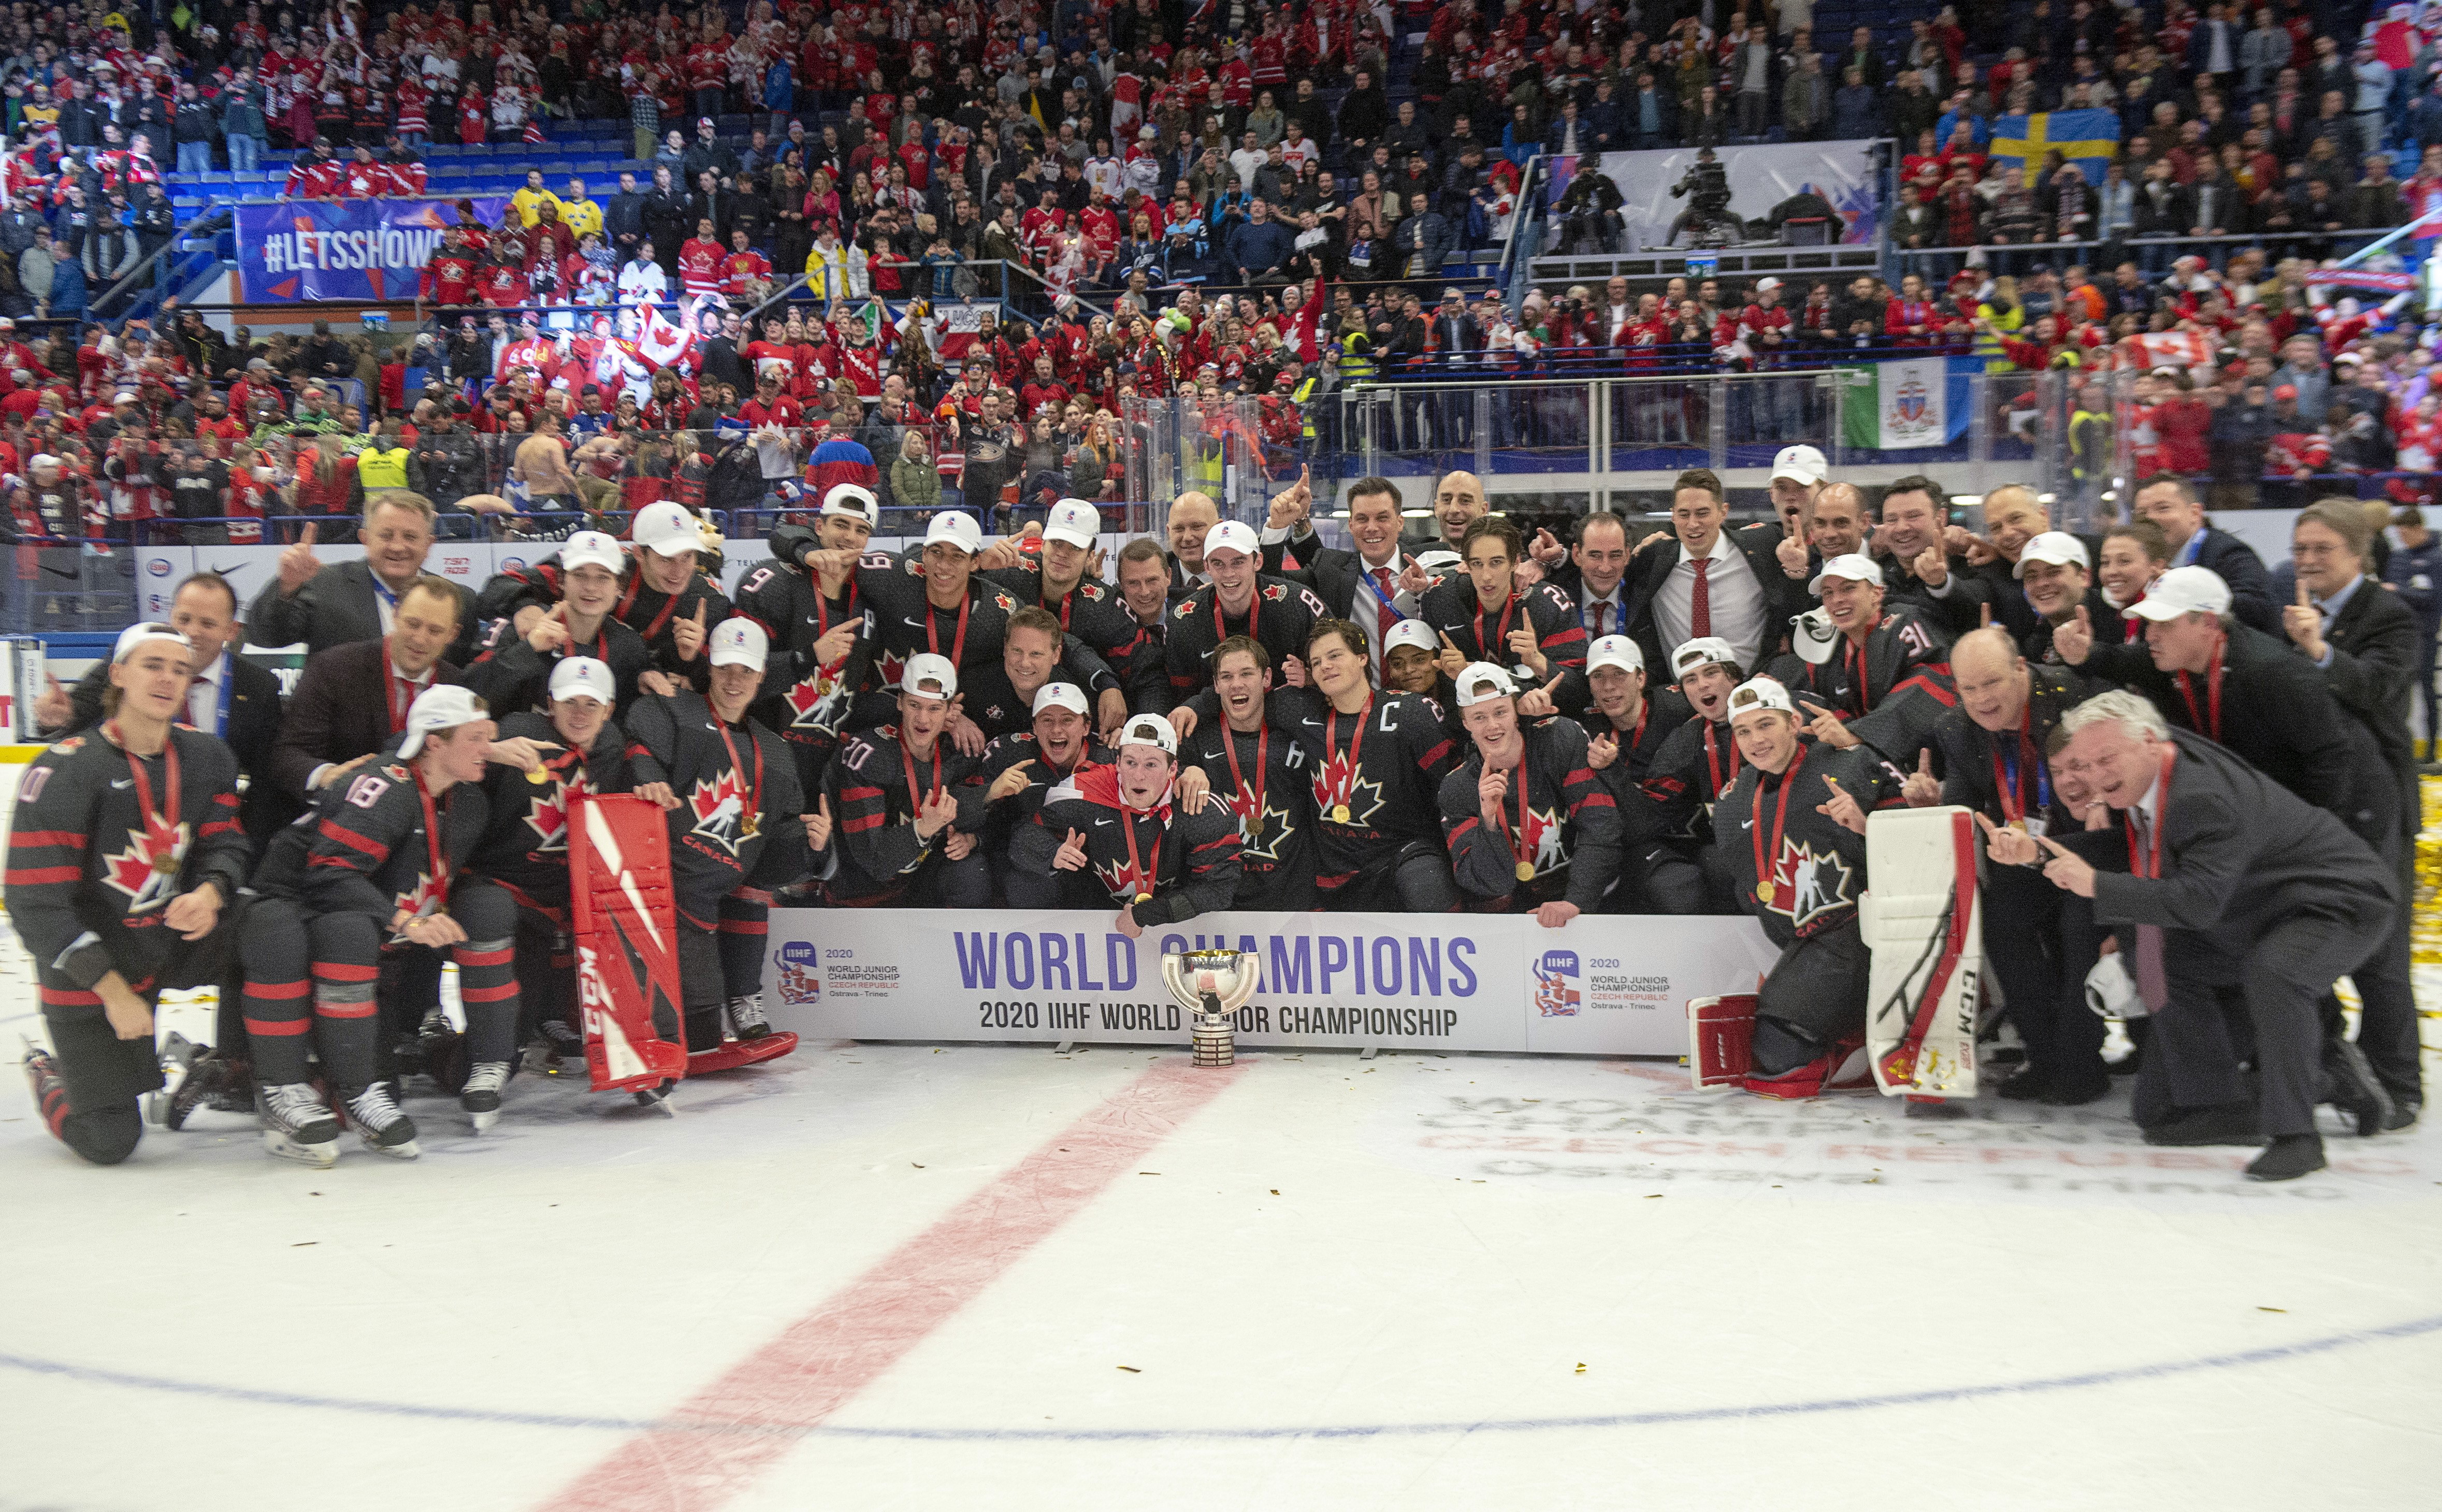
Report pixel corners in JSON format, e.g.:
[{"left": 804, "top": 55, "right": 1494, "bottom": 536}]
[{"left": 1161, "top": 949, "right": 1263, "bottom": 1067}]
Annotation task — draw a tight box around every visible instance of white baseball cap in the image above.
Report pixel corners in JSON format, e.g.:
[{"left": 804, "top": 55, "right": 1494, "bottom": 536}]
[
  {"left": 1044, "top": 497, "right": 1101, "bottom": 549},
  {"left": 1382, "top": 619, "right": 1441, "bottom": 657},
  {"left": 28, "top": 452, "right": 59, "bottom": 470},
  {"left": 1415, "top": 548, "right": 1463, "bottom": 576},
  {"left": 924, "top": 512, "right": 985, "bottom": 555},
  {"left": 550, "top": 656, "right": 616, "bottom": 705},
  {"left": 1671, "top": 637, "right": 1741, "bottom": 679},
  {"left": 902, "top": 651, "right": 959, "bottom": 700},
  {"left": 1755, "top": 277, "right": 1784, "bottom": 294},
  {"left": 707, "top": 616, "right": 769, "bottom": 671},
  {"left": 397, "top": 684, "right": 489, "bottom": 758},
  {"left": 822, "top": 483, "right": 879, "bottom": 526},
  {"left": 112, "top": 621, "right": 191, "bottom": 662},
  {"left": 630, "top": 500, "right": 704, "bottom": 557},
  {"left": 1454, "top": 661, "right": 1515, "bottom": 707},
  {"left": 1770, "top": 443, "right": 1826, "bottom": 486},
  {"left": 1808, "top": 553, "right": 1884, "bottom": 595},
  {"left": 1032, "top": 681, "right": 1089, "bottom": 716},
  {"left": 560, "top": 529, "right": 626, "bottom": 575},
  {"left": 1117, "top": 713, "right": 1177, "bottom": 754},
  {"left": 1203, "top": 519, "right": 1259, "bottom": 560},
  {"left": 1791, "top": 606, "right": 1840, "bottom": 665},
  {"left": 2124, "top": 564, "right": 2232, "bottom": 622},
  {"left": 1726, "top": 675, "right": 1797, "bottom": 722},
  {"left": 1585, "top": 634, "right": 1644, "bottom": 675},
  {"left": 2013, "top": 531, "right": 2091, "bottom": 577}
]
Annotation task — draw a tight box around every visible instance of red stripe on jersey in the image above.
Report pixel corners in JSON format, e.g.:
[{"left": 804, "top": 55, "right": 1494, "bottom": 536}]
[
  {"left": 8, "top": 866, "right": 83, "bottom": 884},
  {"left": 1420, "top": 739, "right": 1453, "bottom": 767},
  {"left": 460, "top": 982, "right": 519, "bottom": 1002},
  {"left": 842, "top": 813, "right": 886, "bottom": 833},
  {"left": 314, "top": 999, "right": 379, "bottom": 1018},
  {"left": 840, "top": 786, "right": 885, "bottom": 801},
  {"left": 1447, "top": 816, "right": 1479, "bottom": 839},
  {"left": 457, "top": 947, "right": 514, "bottom": 967},
  {"left": 248, "top": 978, "right": 311, "bottom": 999},
  {"left": 9, "top": 831, "right": 86, "bottom": 848},
  {"left": 717, "top": 919, "right": 769, "bottom": 934},
  {"left": 244, "top": 1015, "right": 312, "bottom": 1036},
  {"left": 1577, "top": 793, "right": 1616, "bottom": 808},
  {"left": 200, "top": 819, "right": 243, "bottom": 837},
  {"left": 38, "top": 985, "right": 99, "bottom": 1006},
  {"left": 1189, "top": 837, "right": 1234, "bottom": 852},
  {"left": 316, "top": 818, "right": 391, "bottom": 858},
  {"left": 1564, "top": 767, "right": 1594, "bottom": 784}
]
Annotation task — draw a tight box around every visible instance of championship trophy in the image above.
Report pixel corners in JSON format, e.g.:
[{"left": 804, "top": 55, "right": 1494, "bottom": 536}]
[{"left": 1161, "top": 949, "right": 1262, "bottom": 1067}]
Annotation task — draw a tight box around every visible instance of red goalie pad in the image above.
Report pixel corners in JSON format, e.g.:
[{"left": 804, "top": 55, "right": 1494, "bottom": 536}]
[
  {"left": 570, "top": 794, "right": 691, "bottom": 1094},
  {"left": 1686, "top": 994, "right": 1758, "bottom": 1089}
]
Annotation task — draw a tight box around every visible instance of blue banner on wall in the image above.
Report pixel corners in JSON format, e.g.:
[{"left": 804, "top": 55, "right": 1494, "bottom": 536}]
[{"left": 235, "top": 196, "right": 510, "bottom": 302}]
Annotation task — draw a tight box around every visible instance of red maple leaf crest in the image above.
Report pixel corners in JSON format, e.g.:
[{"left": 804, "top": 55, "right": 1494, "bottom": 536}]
[
  {"left": 393, "top": 870, "right": 444, "bottom": 923},
  {"left": 783, "top": 663, "right": 846, "bottom": 727},
  {"left": 526, "top": 772, "right": 587, "bottom": 853},
  {"left": 688, "top": 767, "right": 753, "bottom": 853},
  {"left": 100, "top": 816, "right": 186, "bottom": 910}
]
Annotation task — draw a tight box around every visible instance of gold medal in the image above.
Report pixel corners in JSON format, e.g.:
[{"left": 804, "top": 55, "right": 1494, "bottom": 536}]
[
  {"left": 1332, "top": 804, "right": 1350, "bottom": 823},
  {"left": 152, "top": 854, "right": 180, "bottom": 876},
  {"left": 1515, "top": 860, "right": 1535, "bottom": 883},
  {"left": 526, "top": 765, "right": 551, "bottom": 784},
  {"left": 740, "top": 810, "right": 760, "bottom": 838},
  {"left": 1755, "top": 880, "right": 1774, "bottom": 901},
  {"left": 1134, "top": 891, "right": 1152, "bottom": 905}
]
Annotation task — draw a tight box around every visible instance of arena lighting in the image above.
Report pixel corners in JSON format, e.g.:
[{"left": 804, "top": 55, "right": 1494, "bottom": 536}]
[
  {"left": 1331, "top": 508, "right": 1352, "bottom": 518},
  {"left": 1950, "top": 494, "right": 1983, "bottom": 507},
  {"left": 2036, "top": 493, "right": 2058, "bottom": 504},
  {"left": 1401, "top": 506, "right": 1434, "bottom": 518}
]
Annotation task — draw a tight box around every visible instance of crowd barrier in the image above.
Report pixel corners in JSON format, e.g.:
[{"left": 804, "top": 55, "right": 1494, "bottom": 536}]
[{"left": 758, "top": 907, "right": 1780, "bottom": 1056}]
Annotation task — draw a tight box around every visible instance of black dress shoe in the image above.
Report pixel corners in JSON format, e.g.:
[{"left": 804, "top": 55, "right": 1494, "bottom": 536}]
[
  {"left": 1997, "top": 1064, "right": 2050, "bottom": 1100},
  {"left": 2141, "top": 1102, "right": 2264, "bottom": 1146},
  {"left": 2041, "top": 1073, "right": 2112, "bottom": 1107},
  {"left": 2321, "top": 1038, "right": 2396, "bottom": 1137},
  {"left": 2246, "top": 1133, "right": 2326, "bottom": 1182}
]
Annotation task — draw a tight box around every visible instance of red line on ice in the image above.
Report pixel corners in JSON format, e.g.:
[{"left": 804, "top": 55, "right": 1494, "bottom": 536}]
[{"left": 536, "top": 1057, "right": 1242, "bottom": 1512}]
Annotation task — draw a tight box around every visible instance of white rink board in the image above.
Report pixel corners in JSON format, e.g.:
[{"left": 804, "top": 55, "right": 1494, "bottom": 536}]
[{"left": 762, "top": 906, "right": 1781, "bottom": 1054}]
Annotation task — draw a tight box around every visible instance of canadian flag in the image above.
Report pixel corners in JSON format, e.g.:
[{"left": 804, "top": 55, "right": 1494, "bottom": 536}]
[{"left": 637, "top": 305, "right": 699, "bottom": 372}]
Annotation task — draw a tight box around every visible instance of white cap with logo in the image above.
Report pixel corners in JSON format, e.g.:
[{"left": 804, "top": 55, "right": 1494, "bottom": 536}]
[
  {"left": 1585, "top": 634, "right": 1644, "bottom": 675},
  {"left": 1807, "top": 552, "right": 1884, "bottom": 595},
  {"left": 822, "top": 484, "right": 879, "bottom": 526},
  {"left": 1383, "top": 619, "right": 1441, "bottom": 657},
  {"left": 550, "top": 656, "right": 616, "bottom": 705},
  {"left": 1670, "top": 637, "right": 1741, "bottom": 679},
  {"left": 902, "top": 652, "right": 959, "bottom": 700},
  {"left": 112, "top": 621, "right": 192, "bottom": 663},
  {"left": 707, "top": 617, "right": 769, "bottom": 671},
  {"left": 2124, "top": 564, "right": 2232, "bottom": 621},
  {"left": 1770, "top": 443, "right": 1827, "bottom": 486},
  {"left": 1032, "top": 681, "right": 1089, "bottom": 716},
  {"left": 1044, "top": 498, "right": 1101, "bottom": 549},
  {"left": 1117, "top": 713, "right": 1177, "bottom": 754},
  {"left": 2014, "top": 531, "right": 2092, "bottom": 576},
  {"left": 1454, "top": 661, "right": 1515, "bottom": 707},
  {"left": 924, "top": 512, "right": 985, "bottom": 555},
  {"left": 560, "top": 529, "right": 626, "bottom": 575},
  {"left": 397, "top": 684, "right": 489, "bottom": 758},
  {"left": 1726, "top": 675, "right": 1797, "bottom": 721},
  {"left": 1203, "top": 519, "right": 1260, "bottom": 560},
  {"left": 631, "top": 501, "right": 704, "bottom": 557}
]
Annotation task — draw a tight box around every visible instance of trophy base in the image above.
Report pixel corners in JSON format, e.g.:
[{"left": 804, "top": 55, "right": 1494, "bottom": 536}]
[{"left": 1191, "top": 1010, "right": 1235, "bottom": 1068}]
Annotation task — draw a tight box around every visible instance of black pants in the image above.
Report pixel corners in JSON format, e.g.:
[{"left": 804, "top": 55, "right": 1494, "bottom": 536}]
[
  {"left": 36, "top": 922, "right": 233, "bottom": 1166},
  {"left": 1984, "top": 862, "right": 2106, "bottom": 1088},
  {"left": 1624, "top": 837, "right": 1736, "bottom": 914},
  {"left": 2350, "top": 830, "right": 2421, "bottom": 1106},
  {"left": 1320, "top": 842, "right": 1460, "bottom": 913},
  {"left": 1752, "top": 919, "right": 1872, "bottom": 1074}
]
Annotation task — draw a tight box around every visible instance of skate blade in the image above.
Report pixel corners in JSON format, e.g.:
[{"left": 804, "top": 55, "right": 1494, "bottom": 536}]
[
  {"left": 469, "top": 1109, "right": 499, "bottom": 1135},
  {"left": 360, "top": 1135, "right": 422, "bottom": 1159},
  {"left": 263, "top": 1129, "right": 339, "bottom": 1168},
  {"left": 632, "top": 1086, "right": 677, "bottom": 1116}
]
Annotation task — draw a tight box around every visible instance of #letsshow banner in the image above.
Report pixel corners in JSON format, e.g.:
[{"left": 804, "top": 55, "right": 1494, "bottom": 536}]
[
  {"left": 236, "top": 196, "right": 510, "bottom": 303},
  {"left": 1551, "top": 140, "right": 1881, "bottom": 252},
  {"left": 760, "top": 908, "right": 1780, "bottom": 1056}
]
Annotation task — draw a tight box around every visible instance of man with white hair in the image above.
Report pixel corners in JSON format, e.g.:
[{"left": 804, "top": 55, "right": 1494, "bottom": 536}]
[{"left": 1983, "top": 690, "right": 2397, "bottom": 1180}]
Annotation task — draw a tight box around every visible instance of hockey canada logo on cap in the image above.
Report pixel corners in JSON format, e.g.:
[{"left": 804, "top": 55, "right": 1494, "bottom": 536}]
[{"left": 1533, "top": 950, "right": 1581, "bottom": 1017}]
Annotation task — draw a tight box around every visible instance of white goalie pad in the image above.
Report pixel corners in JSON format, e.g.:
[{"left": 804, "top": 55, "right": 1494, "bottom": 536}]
[{"left": 1859, "top": 806, "right": 1982, "bottom": 1099}]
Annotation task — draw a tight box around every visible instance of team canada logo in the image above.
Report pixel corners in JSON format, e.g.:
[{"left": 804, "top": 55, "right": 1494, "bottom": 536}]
[
  {"left": 1230, "top": 785, "right": 1296, "bottom": 862},
  {"left": 1509, "top": 799, "right": 1569, "bottom": 877},
  {"left": 1761, "top": 838, "right": 1855, "bottom": 930},
  {"left": 1311, "top": 751, "right": 1385, "bottom": 827},
  {"left": 782, "top": 661, "right": 851, "bottom": 732},
  {"left": 100, "top": 816, "right": 189, "bottom": 911},
  {"left": 689, "top": 767, "right": 755, "bottom": 854},
  {"left": 527, "top": 771, "right": 587, "bottom": 853},
  {"left": 392, "top": 871, "right": 445, "bottom": 935}
]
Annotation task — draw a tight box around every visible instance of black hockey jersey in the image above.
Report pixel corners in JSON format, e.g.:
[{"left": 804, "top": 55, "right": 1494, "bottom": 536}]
[
  {"left": 822, "top": 724, "right": 989, "bottom": 903},
  {"left": 623, "top": 690, "right": 811, "bottom": 924},
  {"left": 1180, "top": 713, "right": 1316, "bottom": 907},
  {"left": 732, "top": 555, "right": 868, "bottom": 794},
  {"left": 1413, "top": 575, "right": 1590, "bottom": 683},
  {"left": 1767, "top": 605, "right": 1957, "bottom": 765},
  {"left": 1627, "top": 712, "right": 1745, "bottom": 848},
  {"left": 1012, "top": 763, "right": 1244, "bottom": 924},
  {"left": 5, "top": 726, "right": 251, "bottom": 995},
  {"left": 1261, "top": 685, "right": 1457, "bottom": 884},
  {"left": 252, "top": 752, "right": 486, "bottom": 936},
  {"left": 1436, "top": 717, "right": 1622, "bottom": 909},
  {"left": 463, "top": 710, "right": 637, "bottom": 915},
  {"left": 1573, "top": 684, "right": 1696, "bottom": 795},
  {"left": 1712, "top": 741, "right": 1882, "bottom": 947},
  {"left": 463, "top": 612, "right": 652, "bottom": 715},
  {"left": 984, "top": 558, "right": 1165, "bottom": 708},
  {"left": 475, "top": 551, "right": 731, "bottom": 681},
  {"left": 1164, "top": 575, "right": 1331, "bottom": 697},
  {"left": 963, "top": 732, "right": 1112, "bottom": 846}
]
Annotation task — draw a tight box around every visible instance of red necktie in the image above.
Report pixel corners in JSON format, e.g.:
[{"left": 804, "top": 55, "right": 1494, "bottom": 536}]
[
  {"left": 1592, "top": 600, "right": 1610, "bottom": 638},
  {"left": 1688, "top": 557, "right": 1712, "bottom": 641},
  {"left": 1372, "top": 566, "right": 1397, "bottom": 654}
]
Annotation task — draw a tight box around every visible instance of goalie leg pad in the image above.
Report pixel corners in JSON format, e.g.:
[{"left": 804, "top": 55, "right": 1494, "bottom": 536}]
[
  {"left": 570, "top": 795, "right": 691, "bottom": 1095},
  {"left": 687, "top": 1032, "right": 799, "bottom": 1074},
  {"left": 1687, "top": 994, "right": 1758, "bottom": 1089}
]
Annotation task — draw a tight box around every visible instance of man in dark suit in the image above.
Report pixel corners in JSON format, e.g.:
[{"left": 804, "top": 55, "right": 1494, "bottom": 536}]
[
  {"left": 244, "top": 490, "right": 478, "bottom": 663},
  {"left": 2282, "top": 500, "right": 2423, "bottom": 1125},
  {"left": 1531, "top": 511, "right": 1636, "bottom": 647},
  {"left": 268, "top": 576, "right": 471, "bottom": 807},
  {"left": 2130, "top": 472, "right": 2281, "bottom": 633},
  {"left": 1621, "top": 468, "right": 1807, "bottom": 678},
  {"left": 1871, "top": 474, "right": 1991, "bottom": 636},
  {"left": 1998, "top": 692, "right": 2396, "bottom": 1181},
  {"left": 1257, "top": 474, "right": 1435, "bottom": 675}
]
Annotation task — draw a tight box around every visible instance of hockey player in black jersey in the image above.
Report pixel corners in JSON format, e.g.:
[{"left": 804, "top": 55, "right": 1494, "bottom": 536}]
[
  {"left": 1436, "top": 662, "right": 1621, "bottom": 924},
  {"left": 1771, "top": 553, "right": 1958, "bottom": 766},
  {"left": 1576, "top": 634, "right": 1694, "bottom": 793},
  {"left": 474, "top": 500, "right": 729, "bottom": 695},
  {"left": 825, "top": 653, "right": 991, "bottom": 907},
  {"left": 985, "top": 499, "right": 1162, "bottom": 719},
  {"left": 1711, "top": 675, "right": 1884, "bottom": 1100},
  {"left": 465, "top": 530, "right": 652, "bottom": 715},
  {"left": 967, "top": 681, "right": 1113, "bottom": 897},
  {"left": 1620, "top": 637, "right": 1750, "bottom": 913},
  {"left": 955, "top": 606, "right": 1126, "bottom": 742},
  {"left": 1173, "top": 636, "right": 1316, "bottom": 910},
  {"left": 733, "top": 484, "right": 878, "bottom": 803},
  {"left": 457, "top": 657, "right": 635, "bottom": 1078},
  {"left": 1164, "top": 519, "right": 1332, "bottom": 700},
  {"left": 239, "top": 684, "right": 508, "bottom": 1163},
  {"left": 625, "top": 618, "right": 826, "bottom": 1049},
  {"left": 1379, "top": 619, "right": 1457, "bottom": 706},
  {"left": 1013, "top": 714, "right": 1244, "bottom": 934},
  {"left": 12, "top": 623, "right": 250, "bottom": 1167},
  {"left": 1409, "top": 516, "right": 1590, "bottom": 705}
]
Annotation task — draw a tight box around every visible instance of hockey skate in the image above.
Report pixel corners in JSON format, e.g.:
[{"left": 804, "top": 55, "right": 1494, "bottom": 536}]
[
  {"left": 461, "top": 1061, "right": 511, "bottom": 1133},
  {"left": 257, "top": 1082, "right": 342, "bottom": 1168},
  {"left": 165, "top": 1045, "right": 253, "bottom": 1129},
  {"left": 727, "top": 992, "right": 772, "bottom": 1041},
  {"left": 339, "top": 1082, "right": 421, "bottom": 1159}
]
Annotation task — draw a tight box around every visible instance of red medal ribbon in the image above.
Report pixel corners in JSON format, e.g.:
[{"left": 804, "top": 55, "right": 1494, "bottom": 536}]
[
  {"left": 899, "top": 735, "right": 942, "bottom": 816},
  {"left": 1750, "top": 743, "right": 1812, "bottom": 897},
  {"left": 1475, "top": 591, "right": 1516, "bottom": 664},
  {"left": 1119, "top": 801, "right": 1162, "bottom": 897},
  {"left": 928, "top": 594, "right": 972, "bottom": 666},
  {"left": 1702, "top": 721, "right": 1741, "bottom": 797},
  {"left": 1214, "top": 588, "right": 1256, "bottom": 649},
  {"left": 408, "top": 761, "right": 449, "bottom": 898},
  {"left": 2173, "top": 636, "right": 2224, "bottom": 740},
  {"left": 1990, "top": 701, "right": 2036, "bottom": 824},
  {"left": 713, "top": 716, "right": 765, "bottom": 834},
  {"left": 1326, "top": 695, "right": 1373, "bottom": 813},
  {"left": 1221, "top": 721, "right": 1267, "bottom": 834},
  {"left": 106, "top": 719, "right": 180, "bottom": 850}
]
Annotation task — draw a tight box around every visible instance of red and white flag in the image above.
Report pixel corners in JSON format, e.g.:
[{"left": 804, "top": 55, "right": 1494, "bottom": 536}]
[{"left": 637, "top": 305, "right": 698, "bottom": 371}]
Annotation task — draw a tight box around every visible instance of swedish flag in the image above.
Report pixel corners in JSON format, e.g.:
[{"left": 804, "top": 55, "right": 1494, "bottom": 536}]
[{"left": 1989, "top": 109, "right": 2122, "bottom": 163}]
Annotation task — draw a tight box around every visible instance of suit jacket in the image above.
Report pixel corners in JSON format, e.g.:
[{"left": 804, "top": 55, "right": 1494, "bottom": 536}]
[
  {"left": 1621, "top": 526, "right": 1807, "bottom": 677},
  {"left": 269, "top": 638, "right": 467, "bottom": 806},
  {"left": 2189, "top": 526, "right": 2281, "bottom": 635},
  {"left": 245, "top": 559, "right": 478, "bottom": 663},
  {"left": 2068, "top": 729, "right": 2395, "bottom": 986},
  {"left": 2318, "top": 576, "right": 2420, "bottom": 835},
  {"left": 62, "top": 649, "right": 288, "bottom": 844},
  {"left": 1259, "top": 526, "right": 1437, "bottom": 621}
]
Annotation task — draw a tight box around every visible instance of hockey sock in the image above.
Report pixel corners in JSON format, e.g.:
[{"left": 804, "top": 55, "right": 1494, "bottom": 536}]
[{"left": 1751, "top": 1015, "right": 1828, "bottom": 1078}]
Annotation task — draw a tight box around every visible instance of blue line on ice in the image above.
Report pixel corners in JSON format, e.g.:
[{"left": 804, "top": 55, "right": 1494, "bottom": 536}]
[{"left": 6, "top": 1312, "right": 2439, "bottom": 1441}]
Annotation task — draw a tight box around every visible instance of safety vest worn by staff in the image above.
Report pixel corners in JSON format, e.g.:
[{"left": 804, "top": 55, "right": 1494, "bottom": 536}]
[{"left": 357, "top": 444, "right": 411, "bottom": 490}]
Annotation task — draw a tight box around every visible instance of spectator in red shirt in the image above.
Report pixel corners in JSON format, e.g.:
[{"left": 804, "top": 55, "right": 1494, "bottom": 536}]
[
  {"left": 677, "top": 218, "right": 725, "bottom": 297},
  {"left": 738, "top": 369, "right": 802, "bottom": 428}
]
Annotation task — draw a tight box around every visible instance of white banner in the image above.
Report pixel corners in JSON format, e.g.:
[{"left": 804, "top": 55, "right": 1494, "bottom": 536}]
[
  {"left": 760, "top": 907, "right": 1780, "bottom": 1055},
  {"left": 1573, "top": 138, "right": 1880, "bottom": 252}
]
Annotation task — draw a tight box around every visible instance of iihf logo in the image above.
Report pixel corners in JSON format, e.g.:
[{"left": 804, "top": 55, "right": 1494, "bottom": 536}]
[
  {"left": 1533, "top": 949, "right": 1581, "bottom": 1018},
  {"left": 776, "top": 940, "right": 822, "bottom": 1006}
]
